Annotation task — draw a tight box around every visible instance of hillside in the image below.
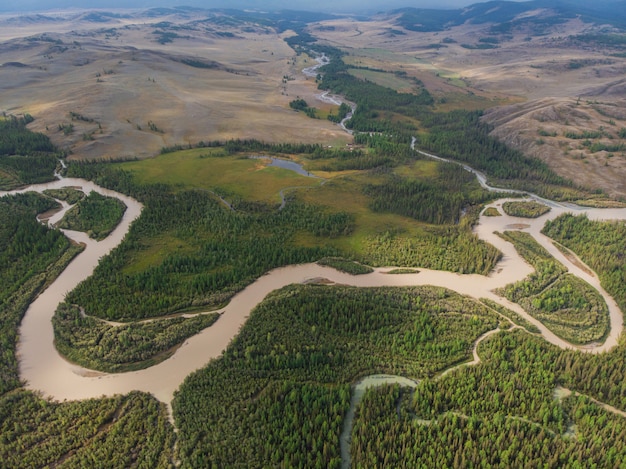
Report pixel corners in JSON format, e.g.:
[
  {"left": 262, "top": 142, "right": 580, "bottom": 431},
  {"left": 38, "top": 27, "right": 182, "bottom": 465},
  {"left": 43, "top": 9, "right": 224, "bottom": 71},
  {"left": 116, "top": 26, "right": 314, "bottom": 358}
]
[
  {"left": 0, "top": 9, "right": 351, "bottom": 160},
  {"left": 309, "top": 1, "right": 626, "bottom": 198}
]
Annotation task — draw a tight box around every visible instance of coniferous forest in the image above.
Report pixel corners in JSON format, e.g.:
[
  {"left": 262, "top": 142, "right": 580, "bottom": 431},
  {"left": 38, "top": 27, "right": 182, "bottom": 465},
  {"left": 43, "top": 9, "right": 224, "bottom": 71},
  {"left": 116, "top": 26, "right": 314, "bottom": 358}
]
[
  {"left": 3, "top": 17, "right": 626, "bottom": 469},
  {"left": 0, "top": 115, "right": 60, "bottom": 190},
  {"left": 0, "top": 186, "right": 175, "bottom": 467},
  {"left": 173, "top": 285, "right": 500, "bottom": 468},
  {"left": 56, "top": 191, "right": 127, "bottom": 240}
]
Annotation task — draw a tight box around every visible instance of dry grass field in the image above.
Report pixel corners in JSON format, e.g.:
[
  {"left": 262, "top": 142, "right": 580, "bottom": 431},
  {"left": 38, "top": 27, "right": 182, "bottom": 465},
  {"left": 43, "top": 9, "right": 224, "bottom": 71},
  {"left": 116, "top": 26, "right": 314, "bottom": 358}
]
[
  {"left": 0, "top": 10, "right": 350, "bottom": 160},
  {"left": 310, "top": 13, "right": 626, "bottom": 198},
  {"left": 2, "top": 7, "right": 626, "bottom": 198},
  {"left": 484, "top": 97, "right": 626, "bottom": 199}
]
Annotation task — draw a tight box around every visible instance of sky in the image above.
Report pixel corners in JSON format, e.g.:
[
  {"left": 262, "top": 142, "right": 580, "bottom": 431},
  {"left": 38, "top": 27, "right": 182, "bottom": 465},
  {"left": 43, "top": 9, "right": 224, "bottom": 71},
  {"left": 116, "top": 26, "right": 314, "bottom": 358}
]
[{"left": 0, "top": 0, "right": 499, "bottom": 14}]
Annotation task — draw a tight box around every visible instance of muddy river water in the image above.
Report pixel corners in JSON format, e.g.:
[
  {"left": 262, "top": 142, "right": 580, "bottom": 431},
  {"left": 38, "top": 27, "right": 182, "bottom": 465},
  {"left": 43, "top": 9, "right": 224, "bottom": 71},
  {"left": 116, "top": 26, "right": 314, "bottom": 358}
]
[{"left": 2, "top": 171, "right": 626, "bottom": 413}]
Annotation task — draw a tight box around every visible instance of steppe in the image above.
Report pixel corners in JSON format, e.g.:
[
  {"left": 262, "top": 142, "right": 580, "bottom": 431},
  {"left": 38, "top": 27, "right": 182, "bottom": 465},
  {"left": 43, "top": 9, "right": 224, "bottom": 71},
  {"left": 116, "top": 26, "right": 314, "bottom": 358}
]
[
  {"left": 0, "top": 10, "right": 350, "bottom": 160},
  {"left": 310, "top": 13, "right": 626, "bottom": 198},
  {"left": 2, "top": 8, "right": 625, "bottom": 198}
]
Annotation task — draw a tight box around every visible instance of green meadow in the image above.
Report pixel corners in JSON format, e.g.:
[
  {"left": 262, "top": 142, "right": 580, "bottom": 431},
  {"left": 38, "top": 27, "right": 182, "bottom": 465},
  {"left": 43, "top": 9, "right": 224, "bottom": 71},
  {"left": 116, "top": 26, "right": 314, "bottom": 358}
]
[{"left": 117, "top": 148, "right": 322, "bottom": 205}]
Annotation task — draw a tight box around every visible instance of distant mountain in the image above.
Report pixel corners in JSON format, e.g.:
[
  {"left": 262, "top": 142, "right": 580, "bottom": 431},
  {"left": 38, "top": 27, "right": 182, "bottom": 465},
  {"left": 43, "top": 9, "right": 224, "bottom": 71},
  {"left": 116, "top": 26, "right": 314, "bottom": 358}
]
[
  {"left": 2, "top": 1, "right": 624, "bottom": 33},
  {"left": 72, "top": 11, "right": 132, "bottom": 23},
  {"left": 392, "top": 0, "right": 626, "bottom": 32}
]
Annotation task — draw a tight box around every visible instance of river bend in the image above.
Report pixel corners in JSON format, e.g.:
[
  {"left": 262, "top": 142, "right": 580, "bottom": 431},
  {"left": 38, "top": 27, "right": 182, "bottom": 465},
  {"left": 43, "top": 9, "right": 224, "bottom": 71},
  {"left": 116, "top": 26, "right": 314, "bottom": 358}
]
[{"left": 2, "top": 166, "right": 625, "bottom": 410}]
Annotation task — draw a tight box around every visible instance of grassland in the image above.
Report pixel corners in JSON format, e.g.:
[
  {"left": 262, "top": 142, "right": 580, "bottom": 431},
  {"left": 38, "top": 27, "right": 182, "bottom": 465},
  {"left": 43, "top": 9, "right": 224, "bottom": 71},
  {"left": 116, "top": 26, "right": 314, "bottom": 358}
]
[
  {"left": 0, "top": 18, "right": 351, "bottom": 161},
  {"left": 118, "top": 148, "right": 322, "bottom": 205},
  {"left": 113, "top": 148, "right": 498, "bottom": 277},
  {"left": 348, "top": 69, "right": 416, "bottom": 92}
]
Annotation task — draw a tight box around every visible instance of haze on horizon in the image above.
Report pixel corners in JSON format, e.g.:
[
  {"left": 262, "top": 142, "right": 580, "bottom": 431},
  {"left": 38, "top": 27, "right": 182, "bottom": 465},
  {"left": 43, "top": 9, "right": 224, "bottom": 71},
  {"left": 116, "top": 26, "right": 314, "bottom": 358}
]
[{"left": 0, "top": 0, "right": 521, "bottom": 14}]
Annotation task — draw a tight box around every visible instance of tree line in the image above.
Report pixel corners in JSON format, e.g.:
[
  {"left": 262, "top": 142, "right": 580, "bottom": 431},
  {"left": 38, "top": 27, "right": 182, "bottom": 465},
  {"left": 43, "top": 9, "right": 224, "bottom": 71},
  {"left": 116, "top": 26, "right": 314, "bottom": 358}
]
[{"left": 0, "top": 114, "right": 61, "bottom": 189}]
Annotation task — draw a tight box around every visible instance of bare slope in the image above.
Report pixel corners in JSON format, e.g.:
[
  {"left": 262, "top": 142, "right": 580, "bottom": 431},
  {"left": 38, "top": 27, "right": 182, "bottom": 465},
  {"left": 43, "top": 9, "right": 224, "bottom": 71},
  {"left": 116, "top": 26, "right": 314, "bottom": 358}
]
[
  {"left": 484, "top": 97, "right": 626, "bottom": 199},
  {"left": 310, "top": 13, "right": 626, "bottom": 198}
]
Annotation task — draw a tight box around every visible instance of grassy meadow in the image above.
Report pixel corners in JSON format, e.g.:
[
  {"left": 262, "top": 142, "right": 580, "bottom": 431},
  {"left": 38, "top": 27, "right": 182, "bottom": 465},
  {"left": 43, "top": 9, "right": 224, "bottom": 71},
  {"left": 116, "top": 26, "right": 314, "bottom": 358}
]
[
  {"left": 115, "top": 149, "right": 474, "bottom": 257},
  {"left": 118, "top": 148, "right": 322, "bottom": 205}
]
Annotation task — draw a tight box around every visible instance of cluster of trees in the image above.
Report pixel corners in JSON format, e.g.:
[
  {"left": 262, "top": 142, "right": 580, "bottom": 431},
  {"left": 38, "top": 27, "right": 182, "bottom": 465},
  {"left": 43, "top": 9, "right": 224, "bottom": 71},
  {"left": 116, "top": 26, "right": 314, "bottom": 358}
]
[
  {"left": 289, "top": 98, "right": 318, "bottom": 118},
  {"left": 582, "top": 140, "right": 626, "bottom": 153},
  {"left": 63, "top": 165, "right": 353, "bottom": 320},
  {"left": 327, "top": 102, "right": 351, "bottom": 123},
  {"left": 352, "top": 333, "right": 626, "bottom": 467},
  {"left": 496, "top": 231, "right": 609, "bottom": 344},
  {"left": 42, "top": 187, "right": 85, "bottom": 204},
  {"left": 415, "top": 110, "right": 586, "bottom": 200},
  {"left": 564, "top": 130, "right": 605, "bottom": 139},
  {"left": 0, "top": 191, "right": 175, "bottom": 467},
  {"left": 317, "top": 257, "right": 373, "bottom": 275},
  {"left": 0, "top": 114, "right": 52, "bottom": 154},
  {"left": 483, "top": 206, "right": 502, "bottom": 217},
  {"left": 56, "top": 190, "right": 127, "bottom": 240},
  {"left": 0, "top": 390, "right": 174, "bottom": 468},
  {"left": 363, "top": 224, "right": 501, "bottom": 276},
  {"left": 173, "top": 284, "right": 500, "bottom": 467},
  {"left": 309, "top": 147, "right": 395, "bottom": 172},
  {"left": 53, "top": 303, "right": 220, "bottom": 372},
  {"left": 0, "top": 114, "right": 60, "bottom": 189},
  {"left": 364, "top": 162, "right": 494, "bottom": 225},
  {"left": 317, "top": 57, "right": 433, "bottom": 133},
  {"left": 542, "top": 214, "right": 626, "bottom": 314},
  {"left": 65, "top": 152, "right": 507, "bottom": 319},
  {"left": 480, "top": 298, "right": 541, "bottom": 334},
  {"left": 160, "top": 138, "right": 325, "bottom": 155},
  {"left": 304, "top": 41, "right": 587, "bottom": 202},
  {"left": 502, "top": 201, "right": 551, "bottom": 218}
]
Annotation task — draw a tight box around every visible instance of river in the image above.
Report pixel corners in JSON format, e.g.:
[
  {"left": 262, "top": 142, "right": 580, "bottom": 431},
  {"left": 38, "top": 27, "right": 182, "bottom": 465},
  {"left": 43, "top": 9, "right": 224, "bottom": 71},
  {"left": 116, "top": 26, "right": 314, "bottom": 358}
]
[
  {"left": 2, "top": 54, "right": 624, "bottom": 465},
  {"left": 2, "top": 173, "right": 625, "bottom": 413},
  {"left": 303, "top": 53, "right": 356, "bottom": 134},
  {"left": 2, "top": 55, "right": 626, "bottom": 443}
]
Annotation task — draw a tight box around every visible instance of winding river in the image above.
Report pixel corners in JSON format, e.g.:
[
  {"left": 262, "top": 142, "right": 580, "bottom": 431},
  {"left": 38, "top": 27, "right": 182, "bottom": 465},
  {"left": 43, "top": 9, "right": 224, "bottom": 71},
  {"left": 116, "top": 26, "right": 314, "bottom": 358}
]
[
  {"left": 1, "top": 53, "right": 624, "bottom": 466},
  {"left": 2, "top": 60, "right": 626, "bottom": 460},
  {"left": 3, "top": 171, "right": 626, "bottom": 414}
]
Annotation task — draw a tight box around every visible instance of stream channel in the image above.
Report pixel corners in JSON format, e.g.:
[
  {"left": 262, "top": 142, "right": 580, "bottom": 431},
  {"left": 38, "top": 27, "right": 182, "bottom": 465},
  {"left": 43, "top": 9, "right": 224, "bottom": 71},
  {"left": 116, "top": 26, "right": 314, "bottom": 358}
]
[
  {"left": 3, "top": 163, "right": 626, "bottom": 418},
  {"left": 2, "top": 53, "right": 626, "bottom": 464}
]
